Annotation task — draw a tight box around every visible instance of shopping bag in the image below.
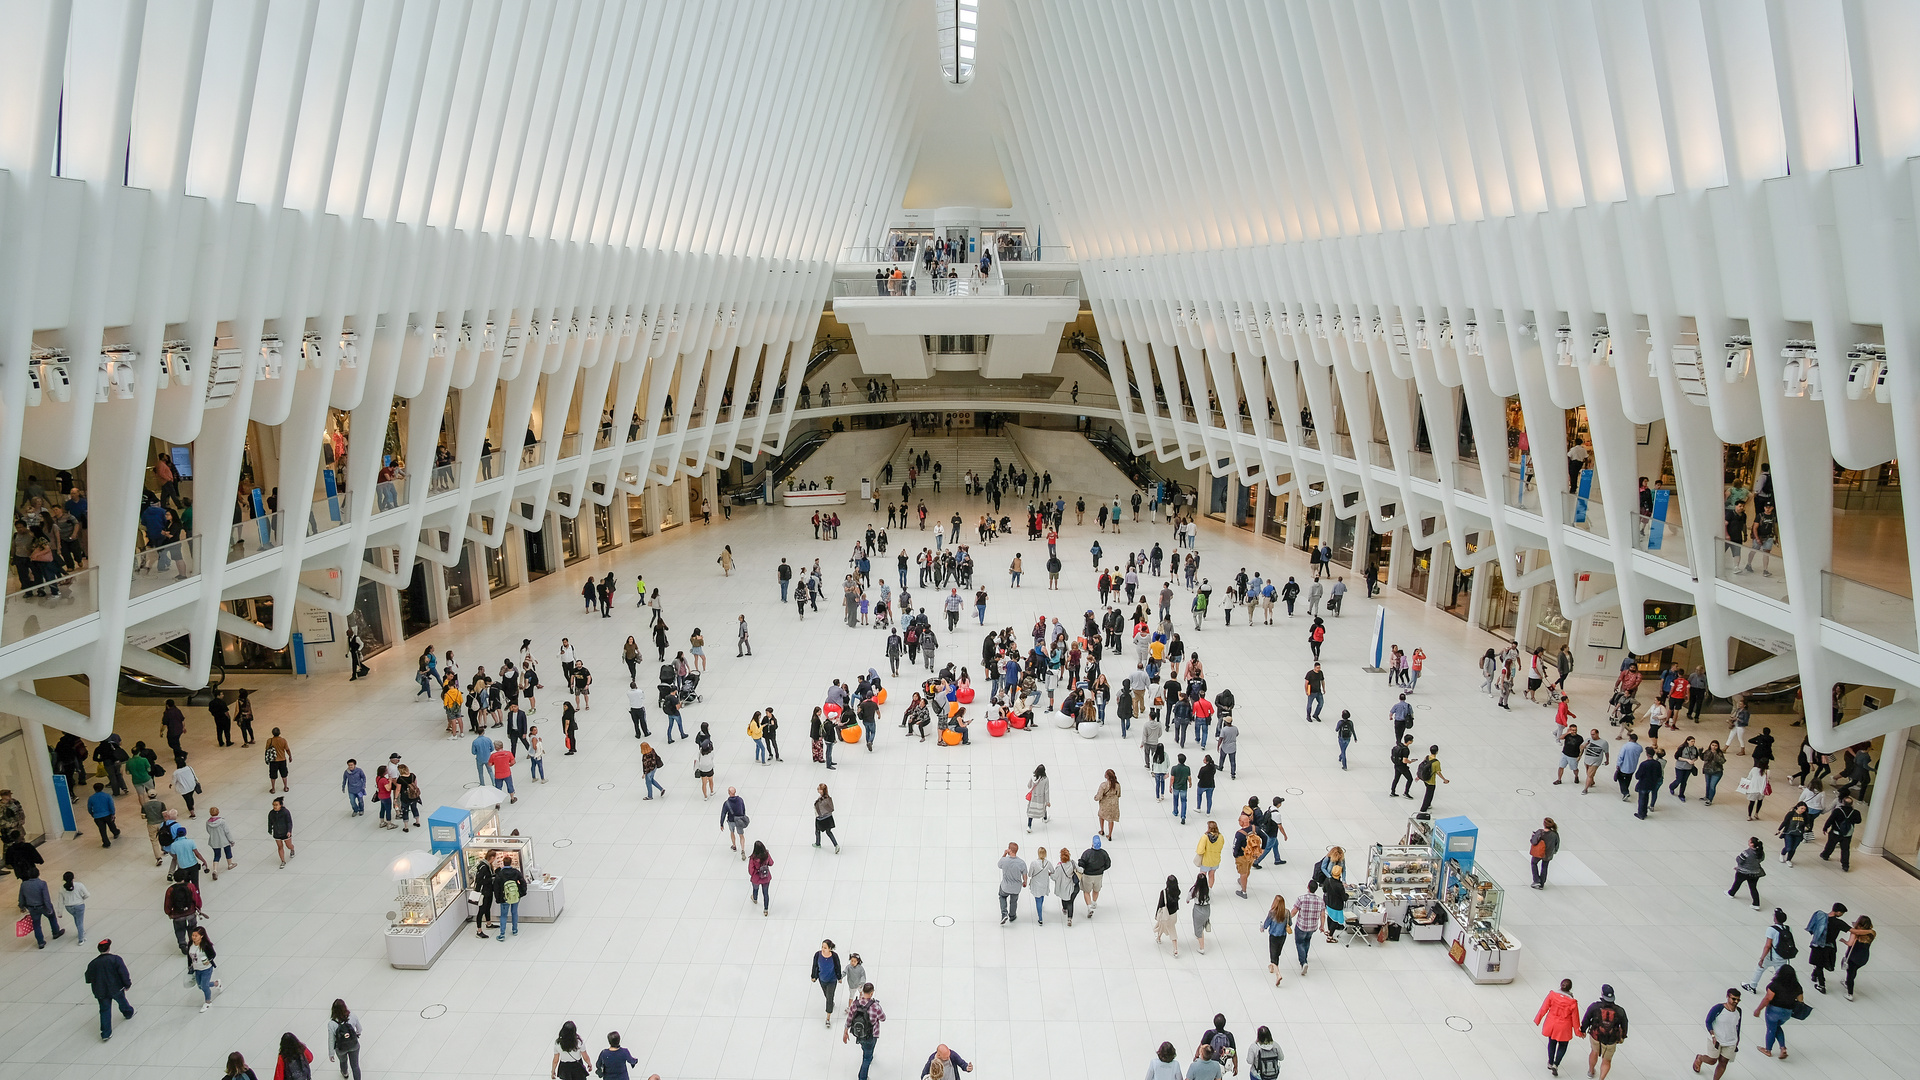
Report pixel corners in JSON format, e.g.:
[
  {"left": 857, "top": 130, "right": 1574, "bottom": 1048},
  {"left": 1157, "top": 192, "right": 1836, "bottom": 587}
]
[
  {"left": 1447, "top": 940, "right": 1467, "bottom": 965},
  {"left": 14, "top": 916, "right": 30, "bottom": 938}
]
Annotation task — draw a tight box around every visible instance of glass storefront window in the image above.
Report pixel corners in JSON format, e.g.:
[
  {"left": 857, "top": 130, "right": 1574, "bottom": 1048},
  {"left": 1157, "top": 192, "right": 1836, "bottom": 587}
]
[
  {"left": 628, "top": 493, "right": 649, "bottom": 541},
  {"left": 446, "top": 542, "right": 478, "bottom": 617},
  {"left": 560, "top": 515, "right": 587, "bottom": 565},
  {"left": 1298, "top": 505, "right": 1322, "bottom": 551},
  {"left": 351, "top": 577, "right": 388, "bottom": 655},
  {"left": 1480, "top": 560, "right": 1519, "bottom": 638},
  {"left": 485, "top": 538, "right": 514, "bottom": 597},
  {"left": 595, "top": 501, "right": 618, "bottom": 551},
  {"left": 523, "top": 510, "right": 553, "bottom": 579},
  {"left": 1263, "top": 492, "right": 1288, "bottom": 544},
  {"left": 399, "top": 559, "right": 435, "bottom": 638},
  {"left": 1330, "top": 514, "right": 1356, "bottom": 564}
]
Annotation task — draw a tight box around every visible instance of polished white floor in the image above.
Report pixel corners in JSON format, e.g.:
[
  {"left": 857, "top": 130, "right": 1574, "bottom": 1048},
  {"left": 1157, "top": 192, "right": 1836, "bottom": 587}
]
[{"left": 4, "top": 479, "right": 1916, "bottom": 1080}]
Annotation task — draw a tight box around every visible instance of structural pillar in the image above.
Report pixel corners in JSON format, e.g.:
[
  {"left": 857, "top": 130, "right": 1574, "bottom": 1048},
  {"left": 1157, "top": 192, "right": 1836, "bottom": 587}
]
[{"left": 1859, "top": 721, "right": 1910, "bottom": 857}]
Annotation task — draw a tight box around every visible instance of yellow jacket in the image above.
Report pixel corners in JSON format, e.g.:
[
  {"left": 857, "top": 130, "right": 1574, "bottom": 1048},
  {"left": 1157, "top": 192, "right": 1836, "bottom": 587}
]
[{"left": 1195, "top": 830, "right": 1225, "bottom": 868}]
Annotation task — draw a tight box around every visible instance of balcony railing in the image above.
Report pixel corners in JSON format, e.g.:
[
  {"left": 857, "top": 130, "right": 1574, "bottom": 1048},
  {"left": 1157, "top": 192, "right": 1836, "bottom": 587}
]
[
  {"left": 2, "top": 567, "right": 99, "bottom": 647},
  {"left": 558, "top": 432, "right": 583, "bottom": 459},
  {"left": 130, "top": 537, "right": 199, "bottom": 599},
  {"left": 428, "top": 463, "right": 459, "bottom": 494},
  {"left": 228, "top": 512, "right": 283, "bottom": 560},
  {"left": 478, "top": 451, "right": 506, "bottom": 480},
  {"left": 1823, "top": 572, "right": 1917, "bottom": 652}
]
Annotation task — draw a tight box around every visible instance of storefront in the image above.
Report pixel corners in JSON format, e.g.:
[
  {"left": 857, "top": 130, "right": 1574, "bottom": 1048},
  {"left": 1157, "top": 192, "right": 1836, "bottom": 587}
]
[
  {"left": 484, "top": 537, "right": 515, "bottom": 597},
  {"left": 1233, "top": 479, "right": 1258, "bottom": 530},
  {"left": 1480, "top": 559, "right": 1519, "bottom": 639},
  {"left": 352, "top": 577, "right": 390, "bottom": 656},
  {"left": 559, "top": 513, "right": 588, "bottom": 566},
  {"left": 399, "top": 558, "right": 435, "bottom": 638},
  {"left": 1263, "top": 491, "right": 1289, "bottom": 545},
  {"left": 594, "top": 499, "right": 620, "bottom": 552},
  {"left": 1401, "top": 527, "right": 1434, "bottom": 602},
  {"left": 1297, "top": 504, "right": 1322, "bottom": 551},
  {"left": 522, "top": 507, "right": 554, "bottom": 580},
  {"left": 445, "top": 543, "right": 480, "bottom": 617},
  {"left": 1439, "top": 547, "right": 1473, "bottom": 621}
]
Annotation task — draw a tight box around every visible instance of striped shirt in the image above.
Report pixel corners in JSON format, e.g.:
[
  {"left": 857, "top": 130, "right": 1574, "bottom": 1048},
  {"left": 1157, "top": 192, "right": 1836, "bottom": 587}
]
[{"left": 1291, "top": 893, "right": 1326, "bottom": 933}]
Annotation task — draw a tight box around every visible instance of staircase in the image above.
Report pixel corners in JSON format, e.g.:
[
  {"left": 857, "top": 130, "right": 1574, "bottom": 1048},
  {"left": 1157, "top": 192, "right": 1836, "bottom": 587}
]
[{"left": 882, "top": 436, "right": 1033, "bottom": 494}]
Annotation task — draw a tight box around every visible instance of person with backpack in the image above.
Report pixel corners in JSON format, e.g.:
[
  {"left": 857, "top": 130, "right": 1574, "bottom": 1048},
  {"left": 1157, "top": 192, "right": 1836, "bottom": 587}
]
[
  {"left": 842, "top": 983, "right": 885, "bottom": 1080},
  {"left": 1804, "top": 902, "right": 1849, "bottom": 994},
  {"left": 1194, "top": 1014, "right": 1237, "bottom": 1077},
  {"left": 1744, "top": 908, "right": 1795, "bottom": 992},
  {"left": 163, "top": 869, "right": 202, "bottom": 952},
  {"left": 1581, "top": 984, "right": 1628, "bottom": 1078},
  {"left": 1417, "top": 745, "right": 1448, "bottom": 811},
  {"left": 327, "top": 999, "right": 363, "bottom": 1079},
  {"left": 494, "top": 853, "right": 525, "bottom": 940},
  {"left": 1528, "top": 818, "right": 1560, "bottom": 890},
  {"left": 272, "top": 1033, "right": 313, "bottom": 1080}
]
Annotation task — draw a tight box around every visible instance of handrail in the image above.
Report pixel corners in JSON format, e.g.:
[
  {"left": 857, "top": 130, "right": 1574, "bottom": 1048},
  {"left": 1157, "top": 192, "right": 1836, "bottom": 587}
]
[
  {"left": 1084, "top": 427, "right": 1176, "bottom": 495},
  {"left": 721, "top": 428, "right": 833, "bottom": 503},
  {"left": 806, "top": 337, "right": 852, "bottom": 382},
  {"left": 1075, "top": 339, "right": 1141, "bottom": 404}
]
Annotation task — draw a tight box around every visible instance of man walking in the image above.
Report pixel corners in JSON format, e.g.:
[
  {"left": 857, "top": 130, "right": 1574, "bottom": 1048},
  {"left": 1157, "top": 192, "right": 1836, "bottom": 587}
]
[
  {"left": 998, "top": 842, "right": 1027, "bottom": 924},
  {"left": 1613, "top": 732, "right": 1644, "bottom": 802},
  {"left": 265, "top": 728, "right": 293, "bottom": 793},
  {"left": 737, "top": 614, "right": 752, "bottom": 656},
  {"left": 1691, "top": 988, "right": 1742, "bottom": 1080},
  {"left": 1580, "top": 984, "right": 1628, "bottom": 1080},
  {"left": 842, "top": 982, "right": 886, "bottom": 1080},
  {"left": 1417, "top": 745, "right": 1448, "bottom": 812},
  {"left": 1290, "top": 880, "right": 1325, "bottom": 975},
  {"left": 778, "top": 559, "right": 792, "bottom": 603},
  {"left": 85, "top": 783, "right": 120, "bottom": 848},
  {"left": 340, "top": 759, "right": 367, "bottom": 817},
  {"left": 1819, "top": 795, "right": 1861, "bottom": 870},
  {"left": 626, "top": 681, "right": 650, "bottom": 738},
  {"left": 85, "top": 939, "right": 135, "bottom": 1041},
  {"left": 470, "top": 730, "right": 495, "bottom": 787},
  {"left": 1303, "top": 664, "right": 1325, "bottom": 722},
  {"left": 1390, "top": 735, "right": 1416, "bottom": 798},
  {"left": 1633, "top": 748, "right": 1665, "bottom": 819}
]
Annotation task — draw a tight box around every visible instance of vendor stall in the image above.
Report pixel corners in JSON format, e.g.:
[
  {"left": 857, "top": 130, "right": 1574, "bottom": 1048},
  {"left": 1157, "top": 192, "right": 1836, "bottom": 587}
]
[
  {"left": 1439, "top": 858, "right": 1522, "bottom": 983},
  {"left": 465, "top": 833, "right": 567, "bottom": 923},
  {"left": 1366, "top": 842, "right": 1441, "bottom": 939},
  {"left": 384, "top": 849, "right": 466, "bottom": 969}
]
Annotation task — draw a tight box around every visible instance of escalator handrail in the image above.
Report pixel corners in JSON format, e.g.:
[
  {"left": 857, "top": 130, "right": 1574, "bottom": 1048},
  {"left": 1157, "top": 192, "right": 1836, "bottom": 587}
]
[
  {"left": 720, "top": 429, "right": 832, "bottom": 501},
  {"left": 805, "top": 338, "right": 854, "bottom": 382},
  {"left": 1076, "top": 344, "right": 1142, "bottom": 403}
]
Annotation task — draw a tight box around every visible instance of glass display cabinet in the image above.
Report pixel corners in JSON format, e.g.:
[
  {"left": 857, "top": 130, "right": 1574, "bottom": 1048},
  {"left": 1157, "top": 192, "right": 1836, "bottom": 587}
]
[
  {"left": 385, "top": 849, "right": 467, "bottom": 969},
  {"left": 1439, "top": 861, "right": 1522, "bottom": 983}
]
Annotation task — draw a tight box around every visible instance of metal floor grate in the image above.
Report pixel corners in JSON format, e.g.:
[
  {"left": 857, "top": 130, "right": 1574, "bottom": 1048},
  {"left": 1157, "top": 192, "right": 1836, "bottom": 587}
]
[{"left": 923, "top": 764, "right": 972, "bottom": 790}]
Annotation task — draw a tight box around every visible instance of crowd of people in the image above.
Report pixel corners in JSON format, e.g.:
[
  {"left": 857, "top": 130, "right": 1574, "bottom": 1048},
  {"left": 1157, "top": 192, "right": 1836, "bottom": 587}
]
[{"left": 8, "top": 431, "right": 1894, "bottom": 1080}]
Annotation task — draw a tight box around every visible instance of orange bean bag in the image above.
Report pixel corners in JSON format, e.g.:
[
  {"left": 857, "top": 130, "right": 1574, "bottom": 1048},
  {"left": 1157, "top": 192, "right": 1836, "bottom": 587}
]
[
  {"left": 875, "top": 689, "right": 888, "bottom": 704},
  {"left": 939, "top": 729, "right": 963, "bottom": 746},
  {"left": 957, "top": 686, "right": 976, "bottom": 704},
  {"left": 946, "top": 700, "right": 960, "bottom": 718},
  {"left": 987, "top": 718, "right": 1008, "bottom": 738},
  {"left": 840, "top": 724, "right": 863, "bottom": 743}
]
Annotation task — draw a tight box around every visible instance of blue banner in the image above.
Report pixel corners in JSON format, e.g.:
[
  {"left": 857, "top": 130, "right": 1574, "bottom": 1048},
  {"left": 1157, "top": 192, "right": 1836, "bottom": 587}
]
[
  {"left": 51, "top": 776, "right": 77, "bottom": 835},
  {"left": 324, "top": 469, "right": 341, "bottom": 521},
  {"left": 292, "top": 631, "right": 307, "bottom": 676},
  {"left": 1574, "top": 468, "right": 1593, "bottom": 523},
  {"left": 251, "top": 487, "right": 270, "bottom": 546},
  {"left": 1648, "top": 489, "right": 1669, "bottom": 550},
  {"left": 1516, "top": 453, "right": 1529, "bottom": 505}
]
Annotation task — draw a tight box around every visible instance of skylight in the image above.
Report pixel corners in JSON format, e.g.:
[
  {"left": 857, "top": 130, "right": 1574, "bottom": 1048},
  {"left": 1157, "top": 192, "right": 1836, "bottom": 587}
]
[{"left": 936, "top": 0, "right": 978, "bottom": 85}]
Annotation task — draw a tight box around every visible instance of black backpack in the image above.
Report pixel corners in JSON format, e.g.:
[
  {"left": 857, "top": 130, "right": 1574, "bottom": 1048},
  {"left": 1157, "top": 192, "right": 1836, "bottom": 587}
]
[
  {"left": 1417, "top": 758, "right": 1435, "bottom": 782},
  {"left": 848, "top": 1003, "right": 873, "bottom": 1041},
  {"left": 1773, "top": 925, "right": 1798, "bottom": 959},
  {"left": 1586, "top": 1001, "right": 1624, "bottom": 1044},
  {"left": 334, "top": 1020, "right": 361, "bottom": 1055}
]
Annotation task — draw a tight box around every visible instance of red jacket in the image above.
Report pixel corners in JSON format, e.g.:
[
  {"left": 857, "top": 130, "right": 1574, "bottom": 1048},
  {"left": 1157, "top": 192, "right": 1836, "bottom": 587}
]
[
  {"left": 1534, "top": 990, "right": 1581, "bottom": 1042},
  {"left": 274, "top": 1047, "right": 313, "bottom": 1080}
]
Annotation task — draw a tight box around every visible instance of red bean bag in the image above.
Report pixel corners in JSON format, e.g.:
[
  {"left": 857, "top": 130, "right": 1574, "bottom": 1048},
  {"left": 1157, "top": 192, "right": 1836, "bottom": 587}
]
[
  {"left": 823, "top": 703, "right": 843, "bottom": 721},
  {"left": 840, "top": 724, "right": 863, "bottom": 743},
  {"left": 987, "top": 718, "right": 1008, "bottom": 738},
  {"left": 957, "top": 687, "right": 976, "bottom": 704},
  {"left": 1008, "top": 714, "right": 1029, "bottom": 730}
]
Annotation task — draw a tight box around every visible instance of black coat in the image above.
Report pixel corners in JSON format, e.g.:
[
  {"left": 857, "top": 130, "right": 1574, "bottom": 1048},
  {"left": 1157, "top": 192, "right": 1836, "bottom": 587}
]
[
  {"left": 85, "top": 953, "right": 133, "bottom": 999},
  {"left": 1633, "top": 757, "right": 1665, "bottom": 792}
]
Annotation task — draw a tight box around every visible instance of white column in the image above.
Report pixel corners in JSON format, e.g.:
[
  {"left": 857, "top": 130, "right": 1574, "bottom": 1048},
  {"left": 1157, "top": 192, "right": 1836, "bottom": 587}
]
[{"left": 1858, "top": 722, "right": 1910, "bottom": 857}]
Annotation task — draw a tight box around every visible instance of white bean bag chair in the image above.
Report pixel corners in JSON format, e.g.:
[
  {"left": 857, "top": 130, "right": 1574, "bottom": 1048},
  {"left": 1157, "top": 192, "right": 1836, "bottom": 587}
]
[{"left": 1048, "top": 710, "right": 1075, "bottom": 730}]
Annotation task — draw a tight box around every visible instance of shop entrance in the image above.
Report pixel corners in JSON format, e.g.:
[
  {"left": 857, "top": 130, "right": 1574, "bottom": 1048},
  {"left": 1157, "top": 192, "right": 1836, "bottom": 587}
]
[
  {"left": 1263, "top": 491, "right": 1289, "bottom": 545},
  {"left": 1480, "top": 559, "right": 1519, "bottom": 639},
  {"left": 352, "top": 578, "right": 389, "bottom": 656},
  {"left": 399, "top": 559, "right": 434, "bottom": 638},
  {"left": 523, "top": 510, "right": 552, "bottom": 579}
]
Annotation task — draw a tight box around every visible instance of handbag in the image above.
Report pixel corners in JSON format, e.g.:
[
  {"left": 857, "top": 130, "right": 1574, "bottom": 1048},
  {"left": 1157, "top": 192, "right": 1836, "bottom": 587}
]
[
  {"left": 1529, "top": 839, "right": 1547, "bottom": 858},
  {"left": 1193, "top": 854, "right": 1205, "bottom": 868},
  {"left": 1447, "top": 939, "right": 1468, "bottom": 964},
  {"left": 1789, "top": 999, "right": 1813, "bottom": 1021},
  {"left": 466, "top": 890, "right": 484, "bottom": 905}
]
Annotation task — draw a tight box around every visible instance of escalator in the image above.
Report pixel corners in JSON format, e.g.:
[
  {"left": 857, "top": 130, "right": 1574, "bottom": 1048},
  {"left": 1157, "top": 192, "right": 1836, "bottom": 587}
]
[
  {"left": 773, "top": 337, "right": 852, "bottom": 407},
  {"left": 118, "top": 635, "right": 226, "bottom": 705},
  {"left": 1072, "top": 336, "right": 1143, "bottom": 406},
  {"left": 720, "top": 429, "right": 833, "bottom": 504},
  {"left": 1084, "top": 427, "right": 1184, "bottom": 501}
]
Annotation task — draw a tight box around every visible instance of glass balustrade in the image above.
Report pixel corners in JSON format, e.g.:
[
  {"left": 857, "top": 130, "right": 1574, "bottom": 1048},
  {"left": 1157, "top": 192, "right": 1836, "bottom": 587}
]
[
  {"left": 2, "top": 567, "right": 99, "bottom": 646},
  {"left": 130, "top": 537, "right": 199, "bottom": 598},
  {"left": 1823, "top": 572, "right": 1918, "bottom": 653},
  {"left": 228, "top": 512, "right": 284, "bottom": 559},
  {"left": 428, "top": 463, "right": 459, "bottom": 494}
]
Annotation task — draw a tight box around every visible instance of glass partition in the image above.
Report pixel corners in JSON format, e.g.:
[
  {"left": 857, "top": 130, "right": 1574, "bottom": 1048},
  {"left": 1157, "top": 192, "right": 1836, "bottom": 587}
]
[
  {"left": 130, "top": 538, "right": 198, "bottom": 598},
  {"left": 2, "top": 567, "right": 100, "bottom": 646},
  {"left": 1822, "top": 572, "right": 1915, "bottom": 652}
]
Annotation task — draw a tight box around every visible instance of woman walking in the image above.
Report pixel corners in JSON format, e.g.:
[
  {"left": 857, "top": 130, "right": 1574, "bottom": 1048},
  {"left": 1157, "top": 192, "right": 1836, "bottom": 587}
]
[
  {"left": 690, "top": 628, "right": 707, "bottom": 673},
  {"left": 1028, "top": 847, "right": 1052, "bottom": 924},
  {"left": 1728, "top": 837, "right": 1767, "bottom": 909},
  {"left": 640, "top": 743, "right": 665, "bottom": 800},
  {"left": 1776, "top": 801, "right": 1816, "bottom": 866},
  {"left": 396, "top": 766, "right": 422, "bottom": 831},
  {"left": 327, "top": 999, "right": 363, "bottom": 1080},
  {"left": 560, "top": 702, "right": 579, "bottom": 755},
  {"left": 1753, "top": 963, "right": 1804, "bottom": 1058},
  {"left": 1026, "top": 765, "right": 1050, "bottom": 832},
  {"left": 693, "top": 733, "right": 716, "bottom": 800},
  {"left": 1188, "top": 874, "right": 1212, "bottom": 955},
  {"left": 1528, "top": 818, "right": 1560, "bottom": 890},
  {"left": 747, "top": 840, "right": 773, "bottom": 915},
  {"left": 1094, "top": 769, "right": 1121, "bottom": 840},
  {"left": 1669, "top": 736, "right": 1702, "bottom": 801},
  {"left": 274, "top": 1033, "right": 314, "bottom": 1080},
  {"left": 1259, "top": 894, "right": 1291, "bottom": 985},
  {"left": 1841, "top": 915, "right": 1875, "bottom": 1000},
  {"left": 185, "top": 926, "right": 219, "bottom": 1011},
  {"left": 622, "top": 637, "right": 640, "bottom": 683},
  {"left": 1533, "top": 978, "right": 1581, "bottom": 1076},
  {"left": 1738, "top": 763, "right": 1771, "bottom": 820},
  {"left": 1194, "top": 820, "right": 1224, "bottom": 888},
  {"left": 1701, "top": 740, "right": 1728, "bottom": 805},
  {"left": 1152, "top": 874, "right": 1181, "bottom": 956},
  {"left": 551, "top": 1021, "right": 592, "bottom": 1080},
  {"left": 808, "top": 941, "right": 842, "bottom": 1028},
  {"left": 718, "top": 545, "right": 734, "bottom": 577},
  {"left": 1052, "top": 847, "right": 1079, "bottom": 926},
  {"left": 813, "top": 785, "right": 839, "bottom": 852},
  {"left": 1150, "top": 743, "right": 1170, "bottom": 799}
]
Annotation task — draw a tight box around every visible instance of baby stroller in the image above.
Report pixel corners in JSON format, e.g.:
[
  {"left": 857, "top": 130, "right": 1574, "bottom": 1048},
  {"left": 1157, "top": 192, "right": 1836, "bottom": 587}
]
[{"left": 658, "top": 663, "right": 702, "bottom": 707}]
